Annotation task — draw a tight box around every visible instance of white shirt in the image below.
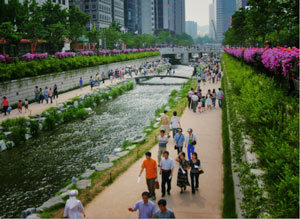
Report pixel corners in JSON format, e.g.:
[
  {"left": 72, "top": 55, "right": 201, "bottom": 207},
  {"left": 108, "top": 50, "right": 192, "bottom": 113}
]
[
  {"left": 160, "top": 158, "right": 175, "bottom": 170},
  {"left": 171, "top": 116, "right": 180, "bottom": 129},
  {"left": 63, "top": 197, "right": 86, "bottom": 219},
  {"left": 191, "top": 94, "right": 199, "bottom": 102},
  {"left": 206, "top": 97, "right": 212, "bottom": 105}
]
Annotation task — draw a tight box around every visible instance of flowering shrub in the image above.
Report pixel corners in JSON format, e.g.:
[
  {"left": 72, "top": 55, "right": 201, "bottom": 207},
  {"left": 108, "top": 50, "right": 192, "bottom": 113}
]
[
  {"left": 55, "top": 52, "right": 75, "bottom": 59},
  {"left": 0, "top": 54, "right": 9, "bottom": 62},
  {"left": 98, "top": 49, "right": 108, "bottom": 55},
  {"left": 111, "top": 49, "right": 120, "bottom": 54},
  {"left": 132, "top": 48, "right": 138, "bottom": 53},
  {"left": 78, "top": 50, "right": 94, "bottom": 56},
  {"left": 21, "top": 53, "right": 48, "bottom": 61},
  {"left": 224, "top": 47, "right": 299, "bottom": 80}
]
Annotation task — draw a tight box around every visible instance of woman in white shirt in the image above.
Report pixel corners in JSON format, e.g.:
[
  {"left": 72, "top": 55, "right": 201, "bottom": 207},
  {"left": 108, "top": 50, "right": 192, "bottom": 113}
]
[
  {"left": 64, "top": 190, "right": 86, "bottom": 219},
  {"left": 170, "top": 111, "right": 181, "bottom": 138}
]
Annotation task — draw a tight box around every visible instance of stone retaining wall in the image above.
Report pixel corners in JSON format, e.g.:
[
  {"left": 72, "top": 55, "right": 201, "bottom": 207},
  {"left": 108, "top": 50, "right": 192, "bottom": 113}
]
[{"left": 0, "top": 56, "right": 160, "bottom": 105}]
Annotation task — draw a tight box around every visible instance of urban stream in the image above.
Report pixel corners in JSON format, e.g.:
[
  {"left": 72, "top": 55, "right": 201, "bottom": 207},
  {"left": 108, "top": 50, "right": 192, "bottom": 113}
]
[{"left": 0, "top": 65, "right": 192, "bottom": 217}]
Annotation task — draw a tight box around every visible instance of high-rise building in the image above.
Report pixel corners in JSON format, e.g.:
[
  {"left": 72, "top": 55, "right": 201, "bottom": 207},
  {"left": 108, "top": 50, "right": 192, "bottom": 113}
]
[
  {"left": 215, "top": 0, "right": 236, "bottom": 42},
  {"left": 124, "top": 0, "right": 138, "bottom": 34},
  {"left": 154, "top": 0, "right": 185, "bottom": 34},
  {"left": 209, "top": 0, "right": 216, "bottom": 39},
  {"left": 236, "top": 0, "right": 247, "bottom": 9},
  {"left": 185, "top": 21, "right": 197, "bottom": 39},
  {"left": 111, "top": 0, "right": 124, "bottom": 26},
  {"left": 5, "top": 0, "right": 69, "bottom": 9},
  {"left": 138, "top": 0, "right": 155, "bottom": 34},
  {"left": 70, "top": 0, "right": 124, "bottom": 30}
]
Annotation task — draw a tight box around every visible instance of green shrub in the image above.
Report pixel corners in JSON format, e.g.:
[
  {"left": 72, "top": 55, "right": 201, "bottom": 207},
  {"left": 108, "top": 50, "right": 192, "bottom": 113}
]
[
  {"left": 0, "top": 51, "right": 160, "bottom": 81},
  {"left": 1, "top": 117, "right": 27, "bottom": 131},
  {"left": 75, "top": 108, "right": 89, "bottom": 120},
  {"left": 29, "top": 120, "right": 40, "bottom": 136},
  {"left": 43, "top": 115, "right": 57, "bottom": 130},
  {"left": 10, "top": 125, "right": 27, "bottom": 144}
]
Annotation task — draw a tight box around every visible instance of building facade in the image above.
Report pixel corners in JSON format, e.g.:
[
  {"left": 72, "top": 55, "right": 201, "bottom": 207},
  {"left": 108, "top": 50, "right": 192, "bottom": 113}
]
[
  {"left": 138, "top": 0, "right": 155, "bottom": 34},
  {"left": 174, "top": 0, "right": 185, "bottom": 34},
  {"left": 215, "top": 0, "right": 236, "bottom": 42},
  {"left": 111, "top": 0, "right": 124, "bottom": 26},
  {"left": 236, "top": 0, "right": 247, "bottom": 9},
  {"left": 209, "top": 0, "right": 216, "bottom": 39},
  {"left": 124, "top": 0, "right": 138, "bottom": 34},
  {"left": 185, "top": 21, "right": 197, "bottom": 39},
  {"left": 5, "top": 0, "right": 69, "bottom": 9}
]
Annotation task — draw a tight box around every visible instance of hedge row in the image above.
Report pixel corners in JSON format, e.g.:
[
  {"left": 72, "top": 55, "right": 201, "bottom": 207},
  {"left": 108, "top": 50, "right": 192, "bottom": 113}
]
[
  {"left": 223, "top": 53, "right": 299, "bottom": 217},
  {"left": 0, "top": 51, "right": 160, "bottom": 81}
]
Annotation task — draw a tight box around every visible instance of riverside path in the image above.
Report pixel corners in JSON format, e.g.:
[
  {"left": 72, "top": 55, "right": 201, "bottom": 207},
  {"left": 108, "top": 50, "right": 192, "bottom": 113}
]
[{"left": 84, "top": 81, "right": 223, "bottom": 218}]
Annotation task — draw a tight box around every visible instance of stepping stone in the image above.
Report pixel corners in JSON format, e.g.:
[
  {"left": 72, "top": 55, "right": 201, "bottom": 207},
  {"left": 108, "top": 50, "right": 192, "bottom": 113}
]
[
  {"left": 145, "top": 128, "right": 152, "bottom": 132},
  {"left": 134, "top": 137, "right": 145, "bottom": 144},
  {"left": 85, "top": 107, "right": 93, "bottom": 114},
  {"left": 76, "top": 179, "right": 91, "bottom": 189},
  {"left": 20, "top": 208, "right": 36, "bottom": 218},
  {"left": 0, "top": 140, "right": 7, "bottom": 151},
  {"left": 37, "top": 196, "right": 63, "bottom": 212},
  {"left": 59, "top": 183, "right": 73, "bottom": 193},
  {"left": 6, "top": 141, "right": 15, "bottom": 148},
  {"left": 73, "top": 101, "right": 79, "bottom": 108},
  {"left": 103, "top": 154, "right": 119, "bottom": 162},
  {"left": 59, "top": 191, "right": 71, "bottom": 198},
  {"left": 80, "top": 169, "right": 95, "bottom": 179},
  {"left": 94, "top": 163, "right": 113, "bottom": 172},
  {"left": 26, "top": 214, "right": 41, "bottom": 219},
  {"left": 156, "top": 118, "right": 161, "bottom": 122},
  {"left": 25, "top": 134, "right": 32, "bottom": 141},
  {"left": 113, "top": 147, "right": 122, "bottom": 153},
  {"left": 71, "top": 177, "right": 78, "bottom": 183},
  {"left": 116, "top": 151, "right": 129, "bottom": 157},
  {"left": 4, "top": 132, "right": 12, "bottom": 138},
  {"left": 153, "top": 122, "right": 160, "bottom": 128},
  {"left": 127, "top": 145, "right": 136, "bottom": 150}
]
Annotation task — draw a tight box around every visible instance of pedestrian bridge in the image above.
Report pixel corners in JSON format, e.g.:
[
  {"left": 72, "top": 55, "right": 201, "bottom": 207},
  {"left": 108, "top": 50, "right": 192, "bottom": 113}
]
[
  {"left": 159, "top": 45, "right": 222, "bottom": 64},
  {"left": 134, "top": 75, "right": 190, "bottom": 83}
]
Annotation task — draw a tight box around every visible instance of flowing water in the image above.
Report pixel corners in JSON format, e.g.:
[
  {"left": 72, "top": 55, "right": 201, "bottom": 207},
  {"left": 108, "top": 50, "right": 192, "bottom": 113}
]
[{"left": 0, "top": 65, "right": 192, "bottom": 217}]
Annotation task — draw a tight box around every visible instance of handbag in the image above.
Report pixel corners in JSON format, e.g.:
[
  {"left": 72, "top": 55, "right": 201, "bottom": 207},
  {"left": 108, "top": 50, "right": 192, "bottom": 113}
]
[
  {"left": 191, "top": 140, "right": 196, "bottom": 145},
  {"left": 174, "top": 134, "right": 183, "bottom": 150},
  {"left": 154, "top": 180, "right": 159, "bottom": 189}
]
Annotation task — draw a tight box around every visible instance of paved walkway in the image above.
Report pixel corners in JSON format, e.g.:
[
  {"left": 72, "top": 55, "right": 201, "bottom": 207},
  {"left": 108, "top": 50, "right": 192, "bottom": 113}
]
[{"left": 85, "top": 81, "right": 223, "bottom": 218}]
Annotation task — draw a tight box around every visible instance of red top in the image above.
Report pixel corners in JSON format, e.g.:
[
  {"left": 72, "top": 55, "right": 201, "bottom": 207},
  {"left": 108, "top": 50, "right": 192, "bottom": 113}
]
[
  {"left": 18, "top": 102, "right": 22, "bottom": 108},
  {"left": 2, "top": 99, "right": 9, "bottom": 107}
]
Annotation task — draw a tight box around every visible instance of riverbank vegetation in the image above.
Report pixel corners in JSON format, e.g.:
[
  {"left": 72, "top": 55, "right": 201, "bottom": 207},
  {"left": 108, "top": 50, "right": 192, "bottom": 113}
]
[
  {"left": 222, "top": 53, "right": 299, "bottom": 217},
  {"left": 0, "top": 81, "right": 135, "bottom": 149},
  {"left": 0, "top": 51, "right": 159, "bottom": 81},
  {"left": 40, "top": 79, "right": 196, "bottom": 218}
]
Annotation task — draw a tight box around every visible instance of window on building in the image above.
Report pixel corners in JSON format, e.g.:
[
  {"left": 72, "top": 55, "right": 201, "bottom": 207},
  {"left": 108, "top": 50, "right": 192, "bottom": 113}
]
[
  {"left": 52, "top": 0, "right": 56, "bottom": 3},
  {"left": 92, "top": 4, "right": 96, "bottom": 9},
  {"left": 85, "top": 4, "right": 89, "bottom": 9},
  {"left": 62, "top": 0, "right": 65, "bottom": 4},
  {"left": 92, "top": 14, "right": 96, "bottom": 19},
  {"left": 58, "top": 0, "right": 61, "bottom": 4}
]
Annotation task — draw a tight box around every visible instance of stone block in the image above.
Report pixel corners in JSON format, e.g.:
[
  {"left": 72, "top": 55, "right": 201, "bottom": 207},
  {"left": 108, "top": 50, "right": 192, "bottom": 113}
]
[
  {"left": 25, "top": 134, "right": 32, "bottom": 141},
  {"left": 20, "top": 208, "right": 36, "bottom": 218},
  {"left": 80, "top": 169, "right": 95, "bottom": 179},
  {"left": 71, "top": 177, "right": 78, "bottom": 183},
  {"left": 115, "top": 151, "right": 129, "bottom": 157},
  {"left": 76, "top": 179, "right": 91, "bottom": 189},
  {"left": 26, "top": 214, "right": 41, "bottom": 219},
  {"left": 0, "top": 140, "right": 7, "bottom": 151},
  {"left": 156, "top": 118, "right": 161, "bottom": 122},
  {"left": 73, "top": 101, "right": 79, "bottom": 108},
  {"left": 103, "top": 154, "right": 119, "bottom": 162},
  {"left": 6, "top": 141, "right": 15, "bottom": 148},
  {"left": 134, "top": 137, "right": 145, "bottom": 144},
  {"left": 37, "top": 196, "right": 63, "bottom": 212},
  {"left": 4, "top": 132, "right": 12, "bottom": 139},
  {"left": 113, "top": 147, "right": 122, "bottom": 153},
  {"left": 59, "top": 183, "right": 73, "bottom": 193},
  {"left": 94, "top": 163, "right": 113, "bottom": 172},
  {"left": 85, "top": 107, "right": 93, "bottom": 114},
  {"left": 153, "top": 122, "right": 160, "bottom": 128},
  {"left": 127, "top": 145, "right": 136, "bottom": 150}
]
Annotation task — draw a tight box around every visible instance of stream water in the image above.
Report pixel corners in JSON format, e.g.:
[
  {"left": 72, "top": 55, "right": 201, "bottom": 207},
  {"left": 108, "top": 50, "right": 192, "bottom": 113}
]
[{"left": 0, "top": 65, "right": 192, "bottom": 217}]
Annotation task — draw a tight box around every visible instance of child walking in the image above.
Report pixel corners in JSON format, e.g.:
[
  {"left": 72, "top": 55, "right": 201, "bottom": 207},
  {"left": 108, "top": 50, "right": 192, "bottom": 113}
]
[
  {"left": 201, "top": 96, "right": 206, "bottom": 112},
  {"left": 17, "top": 100, "right": 22, "bottom": 113},
  {"left": 24, "top": 98, "right": 29, "bottom": 113}
]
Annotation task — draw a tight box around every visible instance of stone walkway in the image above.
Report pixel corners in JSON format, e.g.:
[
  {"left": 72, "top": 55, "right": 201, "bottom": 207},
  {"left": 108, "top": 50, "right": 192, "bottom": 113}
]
[{"left": 84, "top": 81, "right": 223, "bottom": 218}]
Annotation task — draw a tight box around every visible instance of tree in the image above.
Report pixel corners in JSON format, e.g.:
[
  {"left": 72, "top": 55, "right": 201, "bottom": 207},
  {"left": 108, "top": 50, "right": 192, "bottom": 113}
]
[
  {"left": 48, "top": 22, "right": 68, "bottom": 53},
  {"left": 86, "top": 25, "right": 102, "bottom": 50},
  {"left": 0, "top": 22, "right": 22, "bottom": 55},
  {"left": 67, "top": 5, "right": 90, "bottom": 50}
]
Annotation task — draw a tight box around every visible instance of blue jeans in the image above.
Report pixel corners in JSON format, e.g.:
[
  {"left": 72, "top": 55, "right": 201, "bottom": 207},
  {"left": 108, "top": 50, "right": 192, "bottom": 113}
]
[
  {"left": 218, "top": 99, "right": 222, "bottom": 108},
  {"left": 212, "top": 98, "right": 216, "bottom": 107},
  {"left": 187, "top": 144, "right": 194, "bottom": 160}
]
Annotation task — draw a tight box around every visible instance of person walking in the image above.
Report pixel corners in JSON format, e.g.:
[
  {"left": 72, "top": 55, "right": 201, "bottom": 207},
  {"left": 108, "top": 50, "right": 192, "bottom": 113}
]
[
  {"left": 189, "top": 152, "right": 201, "bottom": 194},
  {"left": 44, "top": 87, "right": 49, "bottom": 104},
  {"left": 17, "top": 100, "right": 22, "bottom": 113},
  {"left": 161, "top": 110, "right": 170, "bottom": 138},
  {"left": 170, "top": 111, "right": 181, "bottom": 138},
  {"left": 139, "top": 152, "right": 157, "bottom": 201},
  {"left": 80, "top": 77, "right": 83, "bottom": 89},
  {"left": 174, "top": 128, "right": 185, "bottom": 154},
  {"left": 101, "top": 72, "right": 105, "bottom": 84},
  {"left": 49, "top": 88, "right": 53, "bottom": 104},
  {"left": 159, "top": 151, "right": 175, "bottom": 197},
  {"left": 39, "top": 88, "right": 44, "bottom": 104},
  {"left": 212, "top": 71, "right": 216, "bottom": 83},
  {"left": 176, "top": 152, "right": 190, "bottom": 193},
  {"left": 191, "top": 92, "right": 199, "bottom": 113},
  {"left": 1, "top": 96, "right": 9, "bottom": 116},
  {"left": 63, "top": 190, "right": 86, "bottom": 219},
  {"left": 24, "top": 98, "right": 29, "bottom": 113},
  {"left": 218, "top": 88, "right": 224, "bottom": 108},
  {"left": 128, "top": 192, "right": 156, "bottom": 219},
  {"left": 206, "top": 95, "right": 213, "bottom": 110},
  {"left": 90, "top": 76, "right": 94, "bottom": 90},
  {"left": 154, "top": 199, "right": 175, "bottom": 218},
  {"left": 53, "top": 84, "right": 58, "bottom": 99},
  {"left": 187, "top": 88, "right": 194, "bottom": 109},
  {"left": 212, "top": 89, "right": 217, "bottom": 108},
  {"left": 157, "top": 130, "right": 168, "bottom": 165},
  {"left": 185, "top": 128, "right": 197, "bottom": 161},
  {"left": 200, "top": 96, "right": 206, "bottom": 112},
  {"left": 34, "top": 86, "right": 39, "bottom": 103}
]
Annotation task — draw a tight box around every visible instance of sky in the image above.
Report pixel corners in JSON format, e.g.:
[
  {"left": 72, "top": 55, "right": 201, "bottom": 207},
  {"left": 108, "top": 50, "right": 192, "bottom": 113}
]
[{"left": 185, "top": 0, "right": 212, "bottom": 26}]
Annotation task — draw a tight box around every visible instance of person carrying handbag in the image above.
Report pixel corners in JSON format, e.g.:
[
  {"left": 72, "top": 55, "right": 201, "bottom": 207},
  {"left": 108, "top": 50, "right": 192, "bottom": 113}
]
[
  {"left": 185, "top": 128, "right": 197, "bottom": 160},
  {"left": 173, "top": 128, "right": 185, "bottom": 154},
  {"left": 189, "top": 152, "right": 201, "bottom": 194}
]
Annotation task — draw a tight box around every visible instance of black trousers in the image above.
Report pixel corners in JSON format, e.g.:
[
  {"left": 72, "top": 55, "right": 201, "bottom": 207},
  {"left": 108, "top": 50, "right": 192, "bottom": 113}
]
[
  {"left": 188, "top": 97, "right": 192, "bottom": 109},
  {"left": 161, "top": 170, "right": 172, "bottom": 195},
  {"left": 3, "top": 106, "right": 8, "bottom": 115},
  {"left": 190, "top": 172, "right": 199, "bottom": 192}
]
